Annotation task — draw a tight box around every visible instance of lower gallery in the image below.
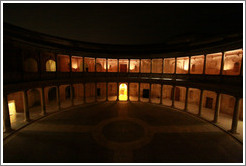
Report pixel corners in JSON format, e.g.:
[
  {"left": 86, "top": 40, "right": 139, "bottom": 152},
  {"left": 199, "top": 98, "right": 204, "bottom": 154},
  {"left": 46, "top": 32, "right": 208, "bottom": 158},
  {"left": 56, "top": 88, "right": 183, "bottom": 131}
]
[{"left": 2, "top": 3, "right": 244, "bottom": 164}]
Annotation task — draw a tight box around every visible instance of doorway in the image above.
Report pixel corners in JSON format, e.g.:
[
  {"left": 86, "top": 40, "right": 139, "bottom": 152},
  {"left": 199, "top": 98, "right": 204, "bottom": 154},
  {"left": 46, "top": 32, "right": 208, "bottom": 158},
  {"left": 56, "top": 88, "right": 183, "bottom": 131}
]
[
  {"left": 143, "top": 89, "right": 149, "bottom": 98},
  {"left": 120, "top": 64, "right": 127, "bottom": 72},
  {"left": 119, "top": 83, "right": 127, "bottom": 101},
  {"left": 97, "top": 88, "right": 101, "bottom": 96},
  {"left": 175, "top": 87, "right": 180, "bottom": 101},
  {"left": 205, "top": 97, "right": 213, "bottom": 109},
  {"left": 48, "top": 87, "right": 57, "bottom": 102}
]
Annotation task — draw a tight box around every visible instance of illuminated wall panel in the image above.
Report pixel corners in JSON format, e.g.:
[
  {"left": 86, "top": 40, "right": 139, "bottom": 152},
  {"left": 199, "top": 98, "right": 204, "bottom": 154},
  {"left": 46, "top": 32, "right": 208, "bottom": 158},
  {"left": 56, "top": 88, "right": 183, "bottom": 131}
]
[
  {"left": 108, "top": 59, "right": 118, "bottom": 72},
  {"left": 176, "top": 57, "right": 189, "bottom": 74},
  {"left": 162, "top": 85, "right": 173, "bottom": 106},
  {"left": 187, "top": 88, "right": 200, "bottom": 114},
  {"left": 130, "top": 59, "right": 140, "bottom": 73},
  {"left": 152, "top": 59, "right": 163, "bottom": 73},
  {"left": 205, "top": 53, "right": 222, "bottom": 75},
  {"left": 129, "top": 83, "right": 139, "bottom": 101},
  {"left": 108, "top": 82, "right": 117, "bottom": 101},
  {"left": 190, "top": 55, "right": 204, "bottom": 74},
  {"left": 71, "top": 56, "right": 83, "bottom": 72},
  {"left": 141, "top": 59, "right": 151, "bottom": 73},
  {"left": 84, "top": 57, "right": 95, "bottom": 72},
  {"left": 174, "top": 86, "right": 186, "bottom": 109},
  {"left": 223, "top": 49, "right": 243, "bottom": 75},
  {"left": 151, "top": 84, "right": 161, "bottom": 103},
  {"left": 96, "top": 58, "right": 106, "bottom": 72},
  {"left": 163, "top": 58, "right": 175, "bottom": 74}
]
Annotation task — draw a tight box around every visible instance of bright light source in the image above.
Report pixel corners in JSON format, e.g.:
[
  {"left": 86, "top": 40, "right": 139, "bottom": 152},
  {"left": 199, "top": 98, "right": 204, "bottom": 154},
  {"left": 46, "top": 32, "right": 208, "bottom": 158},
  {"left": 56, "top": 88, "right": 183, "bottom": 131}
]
[
  {"left": 72, "top": 63, "right": 78, "bottom": 70},
  {"left": 8, "top": 100, "right": 16, "bottom": 116},
  {"left": 119, "top": 83, "right": 127, "bottom": 101}
]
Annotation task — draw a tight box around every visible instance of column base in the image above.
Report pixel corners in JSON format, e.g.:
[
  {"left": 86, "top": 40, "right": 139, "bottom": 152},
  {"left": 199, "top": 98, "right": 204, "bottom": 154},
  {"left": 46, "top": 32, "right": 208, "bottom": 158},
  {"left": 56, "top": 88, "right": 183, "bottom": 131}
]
[
  {"left": 40, "top": 112, "right": 47, "bottom": 116},
  {"left": 24, "top": 118, "right": 31, "bottom": 122},
  {"left": 4, "top": 127, "right": 13, "bottom": 133},
  {"left": 212, "top": 120, "right": 218, "bottom": 123},
  {"left": 228, "top": 129, "right": 238, "bottom": 134}
]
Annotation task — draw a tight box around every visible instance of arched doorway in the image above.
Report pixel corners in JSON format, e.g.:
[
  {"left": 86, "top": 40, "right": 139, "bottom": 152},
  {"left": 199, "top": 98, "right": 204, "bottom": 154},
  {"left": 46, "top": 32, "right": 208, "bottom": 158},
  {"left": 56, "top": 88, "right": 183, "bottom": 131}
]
[
  {"left": 46, "top": 60, "right": 56, "bottom": 72},
  {"left": 48, "top": 87, "right": 57, "bottom": 102},
  {"left": 119, "top": 83, "right": 127, "bottom": 101}
]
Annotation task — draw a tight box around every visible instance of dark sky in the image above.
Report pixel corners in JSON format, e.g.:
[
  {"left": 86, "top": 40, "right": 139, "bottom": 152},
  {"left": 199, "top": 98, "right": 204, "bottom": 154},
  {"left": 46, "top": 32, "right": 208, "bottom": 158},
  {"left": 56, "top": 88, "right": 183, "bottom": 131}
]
[{"left": 3, "top": 3, "right": 243, "bottom": 45}]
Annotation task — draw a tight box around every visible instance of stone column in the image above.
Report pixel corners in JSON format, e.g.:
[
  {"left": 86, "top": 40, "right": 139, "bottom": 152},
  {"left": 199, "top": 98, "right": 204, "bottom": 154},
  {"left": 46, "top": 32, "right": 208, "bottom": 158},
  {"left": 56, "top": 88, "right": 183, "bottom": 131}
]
[
  {"left": 139, "top": 59, "right": 141, "bottom": 74},
  {"left": 116, "top": 82, "right": 119, "bottom": 101},
  {"left": 127, "top": 82, "right": 130, "bottom": 101},
  {"left": 174, "top": 58, "right": 177, "bottom": 80},
  {"left": 117, "top": 59, "right": 119, "bottom": 73},
  {"left": 149, "top": 83, "right": 152, "bottom": 103},
  {"left": 188, "top": 56, "right": 191, "bottom": 74},
  {"left": 160, "top": 84, "right": 163, "bottom": 104},
  {"left": 56, "top": 86, "right": 61, "bottom": 110},
  {"left": 162, "top": 58, "right": 164, "bottom": 74},
  {"left": 70, "top": 84, "right": 74, "bottom": 106},
  {"left": 171, "top": 86, "right": 175, "bottom": 107},
  {"left": 23, "top": 90, "right": 30, "bottom": 122},
  {"left": 3, "top": 94, "right": 12, "bottom": 132},
  {"left": 138, "top": 82, "right": 141, "bottom": 102},
  {"left": 184, "top": 87, "right": 189, "bottom": 111},
  {"left": 106, "top": 82, "right": 108, "bottom": 101},
  {"left": 220, "top": 52, "right": 225, "bottom": 75},
  {"left": 203, "top": 54, "right": 207, "bottom": 75},
  {"left": 106, "top": 58, "right": 108, "bottom": 73},
  {"left": 198, "top": 89, "right": 204, "bottom": 116},
  {"left": 150, "top": 59, "right": 152, "bottom": 73},
  {"left": 230, "top": 97, "right": 241, "bottom": 133},
  {"left": 95, "top": 82, "right": 97, "bottom": 102},
  {"left": 95, "top": 58, "right": 97, "bottom": 72},
  {"left": 40, "top": 87, "right": 46, "bottom": 116},
  {"left": 128, "top": 59, "right": 130, "bottom": 73},
  {"left": 213, "top": 93, "right": 221, "bottom": 123},
  {"left": 83, "top": 57, "right": 85, "bottom": 72}
]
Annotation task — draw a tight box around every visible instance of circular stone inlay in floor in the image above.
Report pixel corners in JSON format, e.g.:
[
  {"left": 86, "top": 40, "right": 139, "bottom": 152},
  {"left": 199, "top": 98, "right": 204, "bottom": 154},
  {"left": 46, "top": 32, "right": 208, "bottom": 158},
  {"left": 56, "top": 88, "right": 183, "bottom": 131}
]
[{"left": 102, "top": 120, "right": 145, "bottom": 142}]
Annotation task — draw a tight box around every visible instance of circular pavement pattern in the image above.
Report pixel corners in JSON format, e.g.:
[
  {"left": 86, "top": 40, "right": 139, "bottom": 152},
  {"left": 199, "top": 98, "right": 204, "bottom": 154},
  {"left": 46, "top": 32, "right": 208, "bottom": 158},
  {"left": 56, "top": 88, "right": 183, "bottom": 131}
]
[{"left": 3, "top": 102, "right": 243, "bottom": 163}]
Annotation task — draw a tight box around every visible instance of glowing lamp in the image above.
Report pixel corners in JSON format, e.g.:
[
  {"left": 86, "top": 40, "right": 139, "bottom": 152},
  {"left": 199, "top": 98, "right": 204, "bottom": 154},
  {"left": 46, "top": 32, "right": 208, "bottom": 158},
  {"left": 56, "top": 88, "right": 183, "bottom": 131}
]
[{"left": 72, "top": 63, "right": 78, "bottom": 70}]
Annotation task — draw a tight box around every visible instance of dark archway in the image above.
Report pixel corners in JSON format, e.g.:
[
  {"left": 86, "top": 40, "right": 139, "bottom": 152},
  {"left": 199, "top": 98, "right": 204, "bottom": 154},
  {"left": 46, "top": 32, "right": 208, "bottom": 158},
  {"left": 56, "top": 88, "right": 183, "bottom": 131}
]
[{"left": 48, "top": 87, "right": 57, "bottom": 102}]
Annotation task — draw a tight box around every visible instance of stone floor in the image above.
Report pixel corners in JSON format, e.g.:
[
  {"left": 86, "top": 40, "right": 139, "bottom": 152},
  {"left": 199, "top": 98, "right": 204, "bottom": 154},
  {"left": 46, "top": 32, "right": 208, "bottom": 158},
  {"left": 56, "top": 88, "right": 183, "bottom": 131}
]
[{"left": 3, "top": 102, "right": 243, "bottom": 163}]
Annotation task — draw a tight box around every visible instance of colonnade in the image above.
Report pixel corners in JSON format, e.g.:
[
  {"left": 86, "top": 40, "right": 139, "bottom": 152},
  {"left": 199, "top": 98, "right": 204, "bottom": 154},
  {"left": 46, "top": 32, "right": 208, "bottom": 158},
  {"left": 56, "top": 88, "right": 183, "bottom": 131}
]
[
  {"left": 3, "top": 82, "right": 242, "bottom": 135},
  {"left": 43, "top": 49, "right": 243, "bottom": 76}
]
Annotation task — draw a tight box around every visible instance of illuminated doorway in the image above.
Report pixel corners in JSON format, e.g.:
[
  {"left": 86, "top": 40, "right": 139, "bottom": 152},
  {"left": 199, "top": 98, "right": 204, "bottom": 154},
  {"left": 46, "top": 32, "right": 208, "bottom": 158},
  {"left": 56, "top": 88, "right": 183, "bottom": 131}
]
[
  {"left": 119, "top": 83, "right": 127, "bottom": 101},
  {"left": 8, "top": 100, "right": 16, "bottom": 116}
]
